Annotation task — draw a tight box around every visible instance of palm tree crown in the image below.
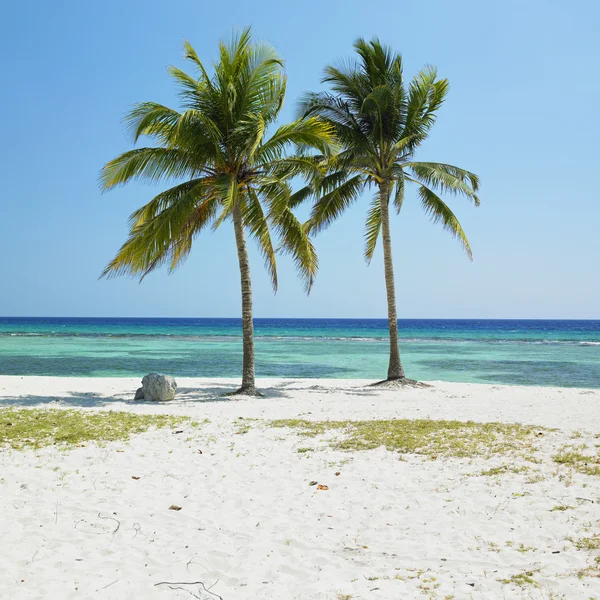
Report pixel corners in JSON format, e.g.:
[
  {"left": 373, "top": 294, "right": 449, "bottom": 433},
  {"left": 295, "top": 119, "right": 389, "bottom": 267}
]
[
  {"left": 100, "top": 28, "right": 335, "bottom": 392},
  {"left": 299, "top": 38, "right": 480, "bottom": 382}
]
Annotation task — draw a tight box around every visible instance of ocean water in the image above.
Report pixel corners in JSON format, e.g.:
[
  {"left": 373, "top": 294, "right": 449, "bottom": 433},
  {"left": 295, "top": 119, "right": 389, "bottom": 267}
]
[{"left": 0, "top": 318, "right": 599, "bottom": 388}]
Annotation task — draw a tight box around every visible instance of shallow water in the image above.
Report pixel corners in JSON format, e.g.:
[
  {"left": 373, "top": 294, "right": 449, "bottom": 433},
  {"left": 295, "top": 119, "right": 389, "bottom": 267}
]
[{"left": 1, "top": 317, "right": 599, "bottom": 387}]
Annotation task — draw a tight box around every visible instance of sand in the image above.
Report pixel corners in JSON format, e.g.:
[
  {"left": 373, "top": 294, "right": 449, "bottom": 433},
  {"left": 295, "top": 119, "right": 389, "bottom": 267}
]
[{"left": 1, "top": 376, "right": 600, "bottom": 599}]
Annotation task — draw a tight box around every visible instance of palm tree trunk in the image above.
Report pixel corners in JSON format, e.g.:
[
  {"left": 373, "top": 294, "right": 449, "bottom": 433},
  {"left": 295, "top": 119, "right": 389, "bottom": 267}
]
[
  {"left": 232, "top": 204, "right": 258, "bottom": 394},
  {"left": 379, "top": 181, "right": 406, "bottom": 380}
]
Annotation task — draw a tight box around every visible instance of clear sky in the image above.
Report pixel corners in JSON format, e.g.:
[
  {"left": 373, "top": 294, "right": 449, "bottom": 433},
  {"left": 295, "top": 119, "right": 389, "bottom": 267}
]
[{"left": 1, "top": 0, "right": 598, "bottom": 319}]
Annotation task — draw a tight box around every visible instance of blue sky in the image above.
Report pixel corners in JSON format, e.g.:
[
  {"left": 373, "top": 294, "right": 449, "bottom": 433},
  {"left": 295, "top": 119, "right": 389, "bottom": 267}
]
[{"left": 0, "top": 0, "right": 598, "bottom": 319}]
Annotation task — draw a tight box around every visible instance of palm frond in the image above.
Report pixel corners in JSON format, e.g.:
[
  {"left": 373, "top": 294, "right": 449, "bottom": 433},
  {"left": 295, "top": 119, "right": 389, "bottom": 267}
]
[
  {"left": 243, "top": 187, "right": 277, "bottom": 291},
  {"left": 167, "top": 66, "right": 205, "bottom": 109},
  {"left": 415, "top": 183, "right": 473, "bottom": 259},
  {"left": 364, "top": 195, "right": 381, "bottom": 263},
  {"left": 273, "top": 207, "right": 319, "bottom": 293},
  {"left": 99, "top": 148, "right": 198, "bottom": 190},
  {"left": 256, "top": 117, "right": 335, "bottom": 164},
  {"left": 166, "top": 196, "right": 219, "bottom": 271},
  {"left": 393, "top": 172, "right": 405, "bottom": 214},
  {"left": 124, "top": 102, "right": 181, "bottom": 145},
  {"left": 287, "top": 184, "right": 314, "bottom": 209},
  {"left": 406, "top": 162, "right": 480, "bottom": 204},
  {"left": 404, "top": 67, "right": 448, "bottom": 144},
  {"left": 128, "top": 178, "right": 206, "bottom": 227},
  {"left": 306, "top": 175, "right": 364, "bottom": 234},
  {"left": 101, "top": 185, "right": 217, "bottom": 279},
  {"left": 211, "top": 174, "right": 238, "bottom": 231},
  {"left": 268, "top": 155, "right": 325, "bottom": 182},
  {"left": 182, "top": 40, "right": 213, "bottom": 85}
]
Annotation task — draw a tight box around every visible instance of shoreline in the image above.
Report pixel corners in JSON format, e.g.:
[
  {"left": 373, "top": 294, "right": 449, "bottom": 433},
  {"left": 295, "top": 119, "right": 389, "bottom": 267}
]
[{"left": 1, "top": 376, "right": 599, "bottom": 430}]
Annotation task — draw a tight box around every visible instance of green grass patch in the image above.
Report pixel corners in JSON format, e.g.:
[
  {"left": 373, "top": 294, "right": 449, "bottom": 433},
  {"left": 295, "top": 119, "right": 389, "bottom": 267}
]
[
  {"left": 515, "top": 543, "right": 536, "bottom": 553},
  {"left": 577, "top": 556, "right": 600, "bottom": 579},
  {"left": 269, "top": 419, "right": 537, "bottom": 458},
  {"left": 0, "top": 408, "right": 194, "bottom": 450},
  {"left": 577, "top": 565, "right": 600, "bottom": 579},
  {"left": 480, "top": 464, "right": 530, "bottom": 476},
  {"left": 270, "top": 419, "right": 335, "bottom": 438},
  {"left": 571, "top": 536, "right": 600, "bottom": 551},
  {"left": 553, "top": 447, "right": 600, "bottom": 476},
  {"left": 498, "top": 570, "right": 540, "bottom": 588}
]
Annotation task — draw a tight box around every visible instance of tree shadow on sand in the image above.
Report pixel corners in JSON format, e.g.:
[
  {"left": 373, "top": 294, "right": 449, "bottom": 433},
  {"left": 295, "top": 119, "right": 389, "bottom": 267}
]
[{"left": 0, "top": 382, "right": 296, "bottom": 408}]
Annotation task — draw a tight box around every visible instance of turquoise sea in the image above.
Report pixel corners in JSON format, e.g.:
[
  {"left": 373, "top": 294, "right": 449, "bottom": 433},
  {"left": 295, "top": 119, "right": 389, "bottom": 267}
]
[{"left": 0, "top": 318, "right": 599, "bottom": 388}]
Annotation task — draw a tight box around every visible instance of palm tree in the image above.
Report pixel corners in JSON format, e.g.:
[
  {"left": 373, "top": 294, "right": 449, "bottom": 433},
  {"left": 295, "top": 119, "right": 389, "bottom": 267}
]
[
  {"left": 100, "top": 28, "right": 334, "bottom": 395},
  {"left": 299, "top": 38, "right": 480, "bottom": 384}
]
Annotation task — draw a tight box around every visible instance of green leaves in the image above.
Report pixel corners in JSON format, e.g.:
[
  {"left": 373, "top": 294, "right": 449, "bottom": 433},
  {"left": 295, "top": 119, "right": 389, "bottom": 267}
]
[
  {"left": 243, "top": 187, "right": 278, "bottom": 291},
  {"left": 393, "top": 172, "right": 405, "bottom": 214},
  {"left": 407, "top": 162, "right": 480, "bottom": 204},
  {"left": 404, "top": 67, "right": 448, "bottom": 146},
  {"left": 100, "top": 29, "right": 334, "bottom": 295},
  {"left": 364, "top": 195, "right": 381, "bottom": 263},
  {"left": 416, "top": 184, "right": 473, "bottom": 260},
  {"left": 124, "top": 102, "right": 181, "bottom": 144},
  {"left": 99, "top": 148, "right": 197, "bottom": 190},
  {"left": 101, "top": 182, "right": 217, "bottom": 280},
  {"left": 257, "top": 117, "right": 336, "bottom": 165},
  {"left": 272, "top": 206, "right": 319, "bottom": 294},
  {"left": 101, "top": 29, "right": 481, "bottom": 313},
  {"left": 300, "top": 36, "right": 480, "bottom": 265},
  {"left": 306, "top": 175, "right": 364, "bottom": 234}
]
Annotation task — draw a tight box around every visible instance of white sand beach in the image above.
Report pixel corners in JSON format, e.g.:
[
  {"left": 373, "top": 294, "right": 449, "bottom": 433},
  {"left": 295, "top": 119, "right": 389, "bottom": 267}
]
[{"left": 1, "top": 377, "right": 600, "bottom": 599}]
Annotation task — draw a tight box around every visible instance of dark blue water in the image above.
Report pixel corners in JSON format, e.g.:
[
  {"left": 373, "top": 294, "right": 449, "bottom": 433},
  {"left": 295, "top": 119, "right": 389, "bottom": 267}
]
[{"left": 1, "top": 318, "right": 599, "bottom": 387}]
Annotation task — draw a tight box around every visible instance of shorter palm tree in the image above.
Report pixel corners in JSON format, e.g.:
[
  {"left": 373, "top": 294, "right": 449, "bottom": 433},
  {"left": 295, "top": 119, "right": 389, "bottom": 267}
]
[
  {"left": 100, "top": 28, "right": 334, "bottom": 394},
  {"left": 299, "top": 38, "right": 480, "bottom": 384}
]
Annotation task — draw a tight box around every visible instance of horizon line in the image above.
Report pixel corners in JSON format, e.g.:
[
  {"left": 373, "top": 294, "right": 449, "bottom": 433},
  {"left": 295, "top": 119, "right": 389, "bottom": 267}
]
[{"left": 1, "top": 316, "right": 600, "bottom": 322}]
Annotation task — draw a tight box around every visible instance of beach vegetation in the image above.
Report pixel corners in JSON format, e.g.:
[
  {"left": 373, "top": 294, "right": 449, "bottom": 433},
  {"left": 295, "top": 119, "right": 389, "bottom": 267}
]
[
  {"left": 394, "top": 568, "right": 425, "bottom": 581},
  {"left": 498, "top": 570, "right": 540, "bottom": 588},
  {"left": 511, "top": 491, "right": 531, "bottom": 498},
  {"left": 270, "top": 418, "right": 536, "bottom": 458},
  {"left": 515, "top": 543, "right": 536, "bottom": 553},
  {"left": 571, "top": 536, "right": 600, "bottom": 551},
  {"left": 524, "top": 471, "right": 546, "bottom": 484},
  {"left": 297, "top": 38, "right": 479, "bottom": 383},
  {"left": 577, "top": 556, "right": 600, "bottom": 579},
  {"left": 234, "top": 419, "right": 252, "bottom": 435},
  {"left": 524, "top": 452, "right": 543, "bottom": 464},
  {"left": 553, "top": 446, "right": 600, "bottom": 476},
  {"left": 99, "top": 28, "right": 334, "bottom": 395},
  {"left": 0, "top": 408, "right": 192, "bottom": 450},
  {"left": 480, "top": 464, "right": 529, "bottom": 476}
]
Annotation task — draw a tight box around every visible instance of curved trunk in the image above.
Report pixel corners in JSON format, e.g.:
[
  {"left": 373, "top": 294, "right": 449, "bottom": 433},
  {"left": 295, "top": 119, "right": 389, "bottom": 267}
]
[
  {"left": 232, "top": 204, "right": 257, "bottom": 394},
  {"left": 379, "top": 181, "right": 406, "bottom": 380}
]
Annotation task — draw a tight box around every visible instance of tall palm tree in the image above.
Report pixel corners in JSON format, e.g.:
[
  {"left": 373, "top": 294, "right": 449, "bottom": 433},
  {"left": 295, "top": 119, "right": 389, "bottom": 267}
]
[
  {"left": 299, "top": 38, "right": 480, "bottom": 384},
  {"left": 100, "top": 28, "right": 334, "bottom": 395}
]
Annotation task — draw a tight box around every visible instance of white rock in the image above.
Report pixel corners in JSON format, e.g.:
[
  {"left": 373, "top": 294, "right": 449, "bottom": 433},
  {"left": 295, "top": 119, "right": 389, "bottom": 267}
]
[{"left": 136, "top": 373, "right": 177, "bottom": 401}]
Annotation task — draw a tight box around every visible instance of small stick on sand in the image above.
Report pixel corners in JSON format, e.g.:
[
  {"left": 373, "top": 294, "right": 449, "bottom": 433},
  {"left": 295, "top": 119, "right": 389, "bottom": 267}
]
[{"left": 154, "top": 581, "right": 222, "bottom": 599}]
